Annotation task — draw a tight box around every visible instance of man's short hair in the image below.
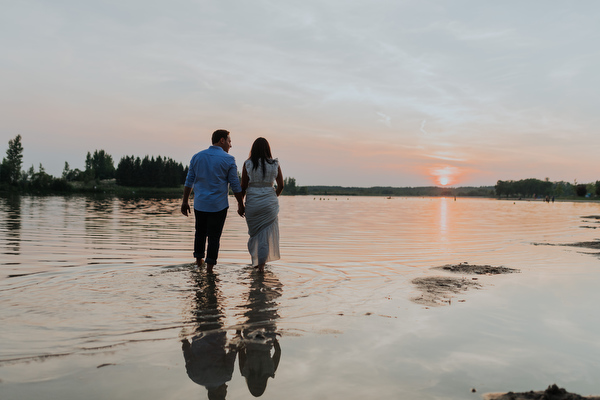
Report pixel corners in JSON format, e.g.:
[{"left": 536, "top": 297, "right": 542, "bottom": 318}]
[{"left": 212, "top": 129, "right": 230, "bottom": 144}]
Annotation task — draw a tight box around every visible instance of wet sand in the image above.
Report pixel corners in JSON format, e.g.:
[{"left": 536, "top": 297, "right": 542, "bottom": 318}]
[
  {"left": 484, "top": 384, "right": 600, "bottom": 400},
  {"left": 411, "top": 264, "right": 519, "bottom": 306}
]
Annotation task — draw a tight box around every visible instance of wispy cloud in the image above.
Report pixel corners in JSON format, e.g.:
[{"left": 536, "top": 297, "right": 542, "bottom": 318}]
[
  {"left": 376, "top": 112, "right": 391, "bottom": 127},
  {"left": 424, "top": 152, "right": 467, "bottom": 163},
  {"left": 420, "top": 119, "right": 428, "bottom": 134}
]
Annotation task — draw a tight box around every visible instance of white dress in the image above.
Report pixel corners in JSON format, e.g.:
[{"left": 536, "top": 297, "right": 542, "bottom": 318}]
[{"left": 244, "top": 159, "right": 280, "bottom": 267}]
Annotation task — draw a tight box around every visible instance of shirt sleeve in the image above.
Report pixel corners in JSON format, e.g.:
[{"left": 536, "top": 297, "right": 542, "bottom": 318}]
[
  {"left": 228, "top": 158, "right": 242, "bottom": 193},
  {"left": 184, "top": 156, "right": 196, "bottom": 188}
]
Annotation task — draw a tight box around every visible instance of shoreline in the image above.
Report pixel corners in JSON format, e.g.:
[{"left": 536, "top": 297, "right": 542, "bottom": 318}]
[
  {"left": 1, "top": 178, "right": 599, "bottom": 201},
  {"left": 1, "top": 190, "right": 598, "bottom": 204}
]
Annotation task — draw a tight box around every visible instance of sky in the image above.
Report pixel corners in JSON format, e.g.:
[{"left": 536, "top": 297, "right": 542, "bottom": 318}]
[{"left": 1, "top": 0, "right": 599, "bottom": 187}]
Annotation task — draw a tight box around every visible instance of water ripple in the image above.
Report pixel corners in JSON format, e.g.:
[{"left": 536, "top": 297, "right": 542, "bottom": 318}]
[{"left": 1, "top": 195, "right": 599, "bottom": 364}]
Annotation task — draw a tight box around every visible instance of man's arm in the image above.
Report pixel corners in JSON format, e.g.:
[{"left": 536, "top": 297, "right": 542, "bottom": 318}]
[
  {"left": 181, "top": 186, "right": 192, "bottom": 216},
  {"left": 181, "top": 156, "right": 195, "bottom": 216}
]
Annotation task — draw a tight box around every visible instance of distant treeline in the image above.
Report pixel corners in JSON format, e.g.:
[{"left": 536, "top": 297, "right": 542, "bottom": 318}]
[
  {"left": 295, "top": 185, "right": 494, "bottom": 197},
  {"left": 115, "top": 155, "right": 188, "bottom": 187},
  {"left": 70, "top": 151, "right": 188, "bottom": 188},
  {"left": 0, "top": 134, "right": 187, "bottom": 192},
  {"left": 3, "top": 135, "right": 600, "bottom": 198},
  {"left": 495, "top": 178, "right": 600, "bottom": 198}
]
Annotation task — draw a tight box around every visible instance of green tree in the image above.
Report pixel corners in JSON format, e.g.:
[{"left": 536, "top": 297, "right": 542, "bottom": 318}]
[
  {"left": 62, "top": 161, "right": 80, "bottom": 181},
  {"left": 554, "top": 182, "right": 564, "bottom": 197},
  {"left": 83, "top": 150, "right": 115, "bottom": 181},
  {"left": 116, "top": 154, "right": 186, "bottom": 187},
  {"left": 91, "top": 150, "right": 115, "bottom": 180},
  {"left": 1, "top": 134, "right": 24, "bottom": 185},
  {"left": 495, "top": 180, "right": 510, "bottom": 197},
  {"left": 576, "top": 184, "right": 587, "bottom": 197},
  {"left": 79, "top": 152, "right": 95, "bottom": 182},
  {"left": 62, "top": 162, "right": 71, "bottom": 180},
  {"left": 283, "top": 177, "right": 297, "bottom": 195},
  {"left": 596, "top": 181, "right": 600, "bottom": 196},
  {"left": 30, "top": 164, "right": 52, "bottom": 189},
  {"left": 586, "top": 183, "right": 595, "bottom": 197},
  {"left": 116, "top": 155, "right": 135, "bottom": 186},
  {"left": 85, "top": 152, "right": 93, "bottom": 172}
]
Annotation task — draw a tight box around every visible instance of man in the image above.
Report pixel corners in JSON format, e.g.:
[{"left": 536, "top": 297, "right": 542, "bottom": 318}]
[{"left": 181, "top": 129, "right": 245, "bottom": 273}]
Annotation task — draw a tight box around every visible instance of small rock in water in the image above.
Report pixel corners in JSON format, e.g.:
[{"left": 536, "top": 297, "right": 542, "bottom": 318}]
[{"left": 97, "top": 363, "right": 116, "bottom": 368}]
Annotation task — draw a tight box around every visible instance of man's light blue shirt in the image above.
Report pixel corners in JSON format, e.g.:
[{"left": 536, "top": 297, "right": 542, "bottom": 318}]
[{"left": 184, "top": 146, "right": 242, "bottom": 212}]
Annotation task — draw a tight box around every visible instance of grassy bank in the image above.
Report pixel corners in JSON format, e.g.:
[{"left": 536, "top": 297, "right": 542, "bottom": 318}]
[
  {"left": 0, "top": 180, "right": 185, "bottom": 198},
  {"left": 2, "top": 180, "right": 598, "bottom": 202},
  {"left": 68, "top": 180, "right": 184, "bottom": 197}
]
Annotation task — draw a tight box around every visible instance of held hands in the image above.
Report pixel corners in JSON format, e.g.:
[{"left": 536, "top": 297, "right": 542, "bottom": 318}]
[{"left": 182, "top": 201, "right": 243, "bottom": 217}]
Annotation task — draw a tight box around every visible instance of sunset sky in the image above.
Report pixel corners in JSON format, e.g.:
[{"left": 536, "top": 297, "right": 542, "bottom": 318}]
[{"left": 1, "top": 1, "right": 599, "bottom": 187}]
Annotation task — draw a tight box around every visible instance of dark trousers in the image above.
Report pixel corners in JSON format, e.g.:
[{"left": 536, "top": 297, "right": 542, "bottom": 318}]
[{"left": 193, "top": 208, "right": 228, "bottom": 265}]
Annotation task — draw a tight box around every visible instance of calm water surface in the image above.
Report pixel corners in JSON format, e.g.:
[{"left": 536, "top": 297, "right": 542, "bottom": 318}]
[{"left": 1, "top": 195, "right": 600, "bottom": 399}]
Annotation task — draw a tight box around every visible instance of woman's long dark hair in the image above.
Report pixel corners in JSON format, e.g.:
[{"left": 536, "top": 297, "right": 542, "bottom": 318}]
[{"left": 249, "top": 137, "right": 275, "bottom": 177}]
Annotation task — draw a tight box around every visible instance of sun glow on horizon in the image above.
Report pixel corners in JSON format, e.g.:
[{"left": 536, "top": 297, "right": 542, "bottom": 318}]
[{"left": 429, "top": 165, "right": 461, "bottom": 186}]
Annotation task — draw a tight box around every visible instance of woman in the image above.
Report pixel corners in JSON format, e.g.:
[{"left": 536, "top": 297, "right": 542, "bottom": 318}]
[{"left": 241, "top": 138, "right": 284, "bottom": 272}]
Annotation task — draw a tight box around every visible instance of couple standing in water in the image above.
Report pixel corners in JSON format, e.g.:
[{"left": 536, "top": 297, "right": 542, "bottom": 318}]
[{"left": 181, "top": 129, "right": 284, "bottom": 273}]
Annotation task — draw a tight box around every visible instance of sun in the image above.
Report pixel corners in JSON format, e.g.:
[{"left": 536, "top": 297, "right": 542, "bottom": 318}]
[{"left": 429, "top": 165, "right": 460, "bottom": 186}]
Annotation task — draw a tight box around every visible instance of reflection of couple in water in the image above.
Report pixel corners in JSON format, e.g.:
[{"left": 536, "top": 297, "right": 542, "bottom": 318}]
[{"left": 182, "top": 270, "right": 282, "bottom": 398}]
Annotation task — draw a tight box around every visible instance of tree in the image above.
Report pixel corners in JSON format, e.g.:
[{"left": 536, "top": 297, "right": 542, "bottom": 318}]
[
  {"left": 283, "top": 177, "right": 297, "bottom": 195},
  {"left": 1, "top": 134, "right": 24, "bottom": 185},
  {"left": 555, "top": 181, "right": 574, "bottom": 197},
  {"left": 495, "top": 180, "right": 510, "bottom": 197},
  {"left": 576, "top": 184, "right": 587, "bottom": 197},
  {"left": 596, "top": 181, "right": 600, "bottom": 197},
  {"left": 62, "top": 162, "right": 70, "bottom": 180},
  {"left": 494, "top": 178, "right": 553, "bottom": 198},
  {"left": 30, "top": 163, "right": 52, "bottom": 189},
  {"left": 586, "top": 183, "right": 595, "bottom": 197},
  {"left": 116, "top": 154, "right": 186, "bottom": 187},
  {"left": 91, "top": 150, "right": 115, "bottom": 180},
  {"left": 80, "top": 152, "right": 95, "bottom": 182},
  {"left": 116, "top": 155, "right": 135, "bottom": 186},
  {"left": 85, "top": 152, "right": 93, "bottom": 172},
  {"left": 83, "top": 150, "right": 115, "bottom": 181}
]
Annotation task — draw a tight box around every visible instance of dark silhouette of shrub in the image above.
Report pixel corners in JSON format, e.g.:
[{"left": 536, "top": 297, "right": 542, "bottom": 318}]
[{"left": 576, "top": 184, "right": 587, "bottom": 197}]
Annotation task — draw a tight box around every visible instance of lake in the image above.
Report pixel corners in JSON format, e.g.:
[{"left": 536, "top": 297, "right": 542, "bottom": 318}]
[{"left": 1, "top": 195, "right": 600, "bottom": 399}]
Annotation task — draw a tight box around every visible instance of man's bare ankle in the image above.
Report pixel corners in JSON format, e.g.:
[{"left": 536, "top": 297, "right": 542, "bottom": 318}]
[{"left": 206, "top": 263, "right": 214, "bottom": 273}]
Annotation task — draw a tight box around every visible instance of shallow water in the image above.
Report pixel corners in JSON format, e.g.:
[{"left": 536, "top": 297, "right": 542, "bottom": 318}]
[{"left": 1, "top": 195, "right": 600, "bottom": 399}]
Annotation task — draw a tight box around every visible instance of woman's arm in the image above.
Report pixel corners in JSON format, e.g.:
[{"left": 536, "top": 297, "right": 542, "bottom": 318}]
[
  {"left": 241, "top": 163, "right": 249, "bottom": 199},
  {"left": 275, "top": 165, "right": 284, "bottom": 196}
]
